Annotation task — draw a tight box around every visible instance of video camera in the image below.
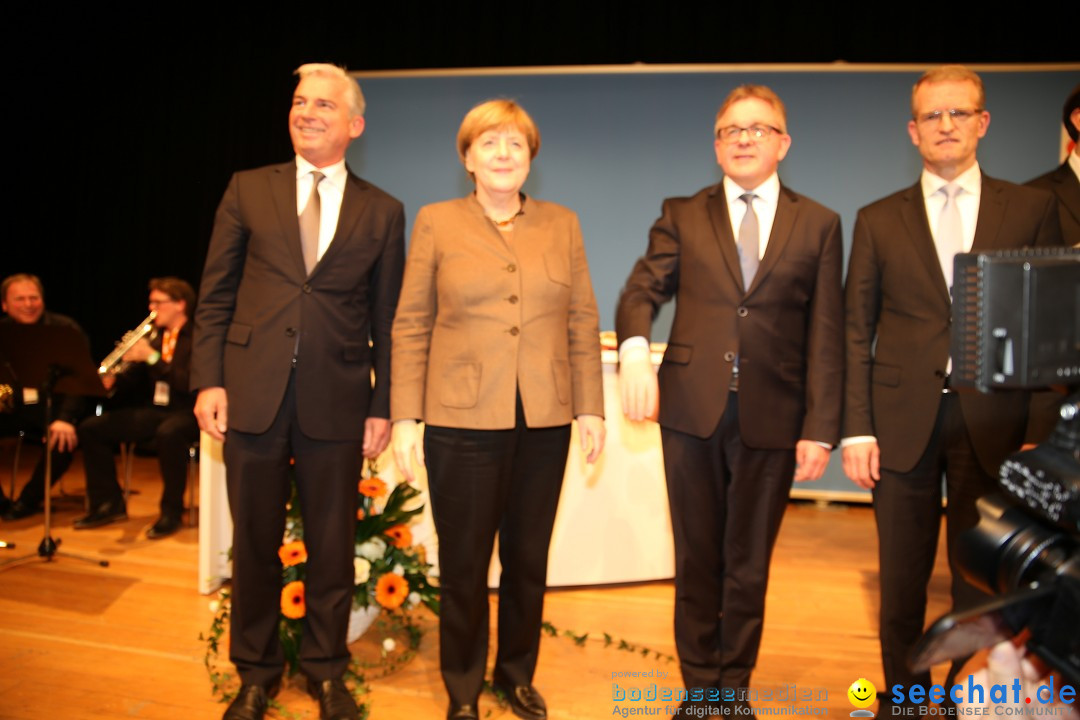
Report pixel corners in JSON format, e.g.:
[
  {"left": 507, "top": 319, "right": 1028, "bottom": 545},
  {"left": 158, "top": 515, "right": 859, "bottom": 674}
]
[{"left": 910, "top": 247, "right": 1079, "bottom": 686}]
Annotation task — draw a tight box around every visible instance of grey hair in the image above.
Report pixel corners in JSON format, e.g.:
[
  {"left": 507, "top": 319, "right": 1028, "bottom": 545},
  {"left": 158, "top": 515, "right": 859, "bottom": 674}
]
[{"left": 294, "top": 63, "right": 365, "bottom": 117}]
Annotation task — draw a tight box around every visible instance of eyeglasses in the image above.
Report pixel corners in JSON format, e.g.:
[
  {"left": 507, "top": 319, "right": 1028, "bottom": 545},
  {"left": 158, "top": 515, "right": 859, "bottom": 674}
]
[
  {"left": 915, "top": 108, "right": 983, "bottom": 125},
  {"left": 148, "top": 298, "right": 176, "bottom": 307},
  {"left": 716, "top": 124, "right": 784, "bottom": 143}
]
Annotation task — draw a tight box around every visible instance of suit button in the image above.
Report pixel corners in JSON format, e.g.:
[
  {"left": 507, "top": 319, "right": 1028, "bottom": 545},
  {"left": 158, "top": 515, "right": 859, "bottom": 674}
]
[
  {"left": 508, "top": 295, "right": 519, "bottom": 304},
  {"left": 285, "top": 327, "right": 296, "bottom": 337},
  {"left": 509, "top": 326, "right": 520, "bottom": 336},
  {"left": 507, "top": 264, "right": 517, "bottom": 273},
  {"left": 723, "top": 351, "right": 735, "bottom": 362},
  {"left": 737, "top": 306, "right": 749, "bottom": 317},
  {"left": 302, "top": 283, "right": 312, "bottom": 294}
]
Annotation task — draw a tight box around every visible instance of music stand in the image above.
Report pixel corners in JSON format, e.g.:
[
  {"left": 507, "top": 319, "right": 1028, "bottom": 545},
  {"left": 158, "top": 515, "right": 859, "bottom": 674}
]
[{"left": 0, "top": 323, "right": 109, "bottom": 570}]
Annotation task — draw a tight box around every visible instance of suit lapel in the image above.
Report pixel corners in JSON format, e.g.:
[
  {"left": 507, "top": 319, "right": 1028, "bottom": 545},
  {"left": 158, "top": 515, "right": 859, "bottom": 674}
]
[
  {"left": 1054, "top": 163, "right": 1080, "bottom": 229},
  {"left": 899, "top": 183, "right": 951, "bottom": 306},
  {"left": 705, "top": 184, "right": 746, "bottom": 294},
  {"left": 746, "top": 185, "right": 797, "bottom": 295},
  {"left": 312, "top": 170, "right": 369, "bottom": 278},
  {"left": 271, "top": 162, "right": 307, "bottom": 279},
  {"left": 972, "top": 173, "right": 1007, "bottom": 251}
]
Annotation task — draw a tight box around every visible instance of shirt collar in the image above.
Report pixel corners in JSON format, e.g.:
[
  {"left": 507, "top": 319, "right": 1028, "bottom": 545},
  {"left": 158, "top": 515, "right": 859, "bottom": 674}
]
[
  {"left": 1068, "top": 151, "right": 1080, "bottom": 183},
  {"left": 921, "top": 161, "right": 982, "bottom": 199},
  {"left": 296, "top": 155, "right": 348, "bottom": 188},
  {"left": 724, "top": 172, "right": 780, "bottom": 206}
]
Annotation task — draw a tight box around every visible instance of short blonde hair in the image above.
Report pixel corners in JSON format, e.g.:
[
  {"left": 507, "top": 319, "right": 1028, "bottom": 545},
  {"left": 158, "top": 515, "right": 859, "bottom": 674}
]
[
  {"left": 456, "top": 99, "right": 541, "bottom": 166},
  {"left": 2, "top": 273, "right": 43, "bottom": 303},
  {"left": 294, "top": 63, "right": 365, "bottom": 117},
  {"left": 911, "top": 65, "right": 985, "bottom": 117},
  {"left": 714, "top": 85, "right": 788, "bottom": 136}
]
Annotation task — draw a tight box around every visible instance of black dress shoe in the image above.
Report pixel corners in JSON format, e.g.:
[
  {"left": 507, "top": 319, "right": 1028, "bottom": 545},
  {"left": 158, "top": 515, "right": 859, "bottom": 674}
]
[
  {"left": 146, "top": 514, "right": 182, "bottom": 539},
  {"left": 73, "top": 501, "right": 127, "bottom": 530},
  {"left": 3, "top": 499, "right": 40, "bottom": 520},
  {"left": 307, "top": 677, "right": 359, "bottom": 720},
  {"left": 447, "top": 702, "right": 479, "bottom": 719},
  {"left": 495, "top": 683, "right": 547, "bottom": 720},
  {"left": 223, "top": 684, "right": 271, "bottom": 720}
]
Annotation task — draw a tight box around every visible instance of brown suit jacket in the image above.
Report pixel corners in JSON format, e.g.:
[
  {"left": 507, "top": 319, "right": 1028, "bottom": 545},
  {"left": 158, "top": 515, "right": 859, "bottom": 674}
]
[
  {"left": 844, "top": 173, "right": 1063, "bottom": 475},
  {"left": 1026, "top": 161, "right": 1080, "bottom": 246},
  {"left": 615, "top": 182, "right": 844, "bottom": 447},
  {"left": 391, "top": 195, "right": 603, "bottom": 430},
  {"left": 191, "top": 160, "right": 405, "bottom": 440}
]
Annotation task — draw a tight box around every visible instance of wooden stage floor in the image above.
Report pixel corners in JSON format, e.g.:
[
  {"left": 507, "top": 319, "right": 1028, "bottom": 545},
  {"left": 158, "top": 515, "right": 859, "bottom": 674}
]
[{"left": 0, "top": 452, "right": 954, "bottom": 719}]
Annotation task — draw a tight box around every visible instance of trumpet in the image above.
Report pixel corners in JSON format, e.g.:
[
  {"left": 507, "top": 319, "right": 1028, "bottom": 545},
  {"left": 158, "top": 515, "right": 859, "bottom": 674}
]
[{"left": 98, "top": 311, "right": 157, "bottom": 376}]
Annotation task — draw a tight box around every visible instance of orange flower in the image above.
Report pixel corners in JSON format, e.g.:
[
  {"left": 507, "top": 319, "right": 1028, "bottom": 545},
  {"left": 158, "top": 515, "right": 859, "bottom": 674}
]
[
  {"left": 359, "top": 477, "right": 387, "bottom": 498},
  {"left": 281, "top": 581, "right": 305, "bottom": 619},
  {"left": 375, "top": 573, "right": 408, "bottom": 609},
  {"left": 384, "top": 524, "right": 413, "bottom": 549},
  {"left": 356, "top": 508, "right": 365, "bottom": 520},
  {"left": 278, "top": 540, "right": 307, "bottom": 567}
]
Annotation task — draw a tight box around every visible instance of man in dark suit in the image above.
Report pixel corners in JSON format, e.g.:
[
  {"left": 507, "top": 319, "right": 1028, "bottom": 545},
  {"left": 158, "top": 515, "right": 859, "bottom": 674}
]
[
  {"left": 192, "top": 63, "right": 404, "bottom": 720},
  {"left": 1026, "top": 85, "right": 1079, "bottom": 246},
  {"left": 0, "top": 273, "right": 88, "bottom": 520},
  {"left": 616, "top": 85, "right": 843, "bottom": 715},
  {"left": 75, "top": 277, "right": 199, "bottom": 539},
  {"left": 843, "top": 66, "right": 1063, "bottom": 712}
]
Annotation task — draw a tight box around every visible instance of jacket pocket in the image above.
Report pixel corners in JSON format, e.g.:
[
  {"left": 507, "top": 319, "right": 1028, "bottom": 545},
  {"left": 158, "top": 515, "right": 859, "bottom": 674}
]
[
  {"left": 225, "top": 323, "right": 252, "bottom": 346},
  {"left": 440, "top": 362, "right": 481, "bottom": 408},
  {"left": 544, "top": 251, "right": 571, "bottom": 287},
  {"left": 342, "top": 342, "right": 367, "bottom": 362},
  {"left": 779, "top": 361, "right": 805, "bottom": 383},
  {"left": 551, "top": 358, "right": 570, "bottom": 405},
  {"left": 663, "top": 343, "right": 692, "bottom": 365},
  {"left": 872, "top": 363, "right": 901, "bottom": 387}
]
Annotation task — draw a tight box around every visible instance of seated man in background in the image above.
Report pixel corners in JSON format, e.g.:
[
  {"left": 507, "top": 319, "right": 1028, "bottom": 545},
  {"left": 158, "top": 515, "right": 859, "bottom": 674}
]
[
  {"left": 1, "top": 273, "right": 89, "bottom": 521},
  {"left": 75, "top": 277, "right": 199, "bottom": 539}
]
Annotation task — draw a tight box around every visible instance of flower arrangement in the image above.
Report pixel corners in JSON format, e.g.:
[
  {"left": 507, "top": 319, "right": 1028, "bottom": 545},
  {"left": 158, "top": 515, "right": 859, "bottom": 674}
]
[{"left": 203, "top": 460, "right": 440, "bottom": 707}]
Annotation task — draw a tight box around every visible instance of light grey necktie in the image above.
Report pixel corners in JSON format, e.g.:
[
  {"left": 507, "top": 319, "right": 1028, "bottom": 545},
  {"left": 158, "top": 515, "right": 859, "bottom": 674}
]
[
  {"left": 937, "top": 182, "right": 963, "bottom": 289},
  {"left": 299, "top": 171, "right": 324, "bottom": 274},
  {"left": 737, "top": 192, "right": 760, "bottom": 289}
]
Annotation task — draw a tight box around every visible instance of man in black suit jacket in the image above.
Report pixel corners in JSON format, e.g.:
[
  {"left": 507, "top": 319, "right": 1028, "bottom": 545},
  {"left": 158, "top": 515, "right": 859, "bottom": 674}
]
[
  {"left": 192, "top": 64, "right": 404, "bottom": 720},
  {"left": 616, "top": 86, "right": 843, "bottom": 714},
  {"left": 843, "top": 66, "right": 1062, "bottom": 711},
  {"left": 1025, "top": 85, "right": 1079, "bottom": 246}
]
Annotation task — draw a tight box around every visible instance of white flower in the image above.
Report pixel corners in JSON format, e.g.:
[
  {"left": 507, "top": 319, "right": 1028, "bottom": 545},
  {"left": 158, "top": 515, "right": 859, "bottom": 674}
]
[
  {"left": 382, "top": 637, "right": 397, "bottom": 653},
  {"left": 353, "top": 558, "right": 371, "bottom": 584},
  {"left": 392, "top": 563, "right": 405, "bottom": 576},
  {"left": 357, "top": 537, "right": 387, "bottom": 561},
  {"left": 209, "top": 600, "right": 221, "bottom": 613},
  {"left": 407, "top": 592, "right": 421, "bottom": 608}
]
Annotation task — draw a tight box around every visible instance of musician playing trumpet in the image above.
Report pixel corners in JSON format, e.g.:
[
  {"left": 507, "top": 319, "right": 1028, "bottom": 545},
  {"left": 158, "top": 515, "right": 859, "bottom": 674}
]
[{"left": 75, "top": 277, "right": 199, "bottom": 539}]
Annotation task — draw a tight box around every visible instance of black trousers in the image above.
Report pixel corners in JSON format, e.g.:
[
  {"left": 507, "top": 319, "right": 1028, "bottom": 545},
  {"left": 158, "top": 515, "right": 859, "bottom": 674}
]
[
  {"left": 660, "top": 392, "right": 795, "bottom": 693},
  {"left": 424, "top": 398, "right": 571, "bottom": 707},
  {"left": 872, "top": 392, "right": 995, "bottom": 694},
  {"left": 79, "top": 406, "right": 198, "bottom": 517},
  {"left": 224, "top": 375, "right": 363, "bottom": 687},
  {"left": 0, "top": 404, "right": 74, "bottom": 507}
]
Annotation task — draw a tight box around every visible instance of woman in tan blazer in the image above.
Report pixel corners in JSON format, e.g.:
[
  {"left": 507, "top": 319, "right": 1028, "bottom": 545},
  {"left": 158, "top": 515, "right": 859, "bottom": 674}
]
[{"left": 391, "top": 100, "right": 604, "bottom": 720}]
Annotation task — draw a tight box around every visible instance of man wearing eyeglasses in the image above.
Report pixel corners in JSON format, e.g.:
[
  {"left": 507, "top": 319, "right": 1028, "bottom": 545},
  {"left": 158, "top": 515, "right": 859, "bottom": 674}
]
[
  {"left": 617, "top": 85, "right": 842, "bottom": 715},
  {"left": 75, "top": 277, "right": 199, "bottom": 539},
  {"left": 843, "top": 65, "right": 1062, "bottom": 713}
]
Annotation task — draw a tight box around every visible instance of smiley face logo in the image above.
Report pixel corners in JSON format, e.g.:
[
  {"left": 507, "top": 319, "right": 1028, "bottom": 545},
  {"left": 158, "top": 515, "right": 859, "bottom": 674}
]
[{"left": 847, "top": 678, "right": 877, "bottom": 709}]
